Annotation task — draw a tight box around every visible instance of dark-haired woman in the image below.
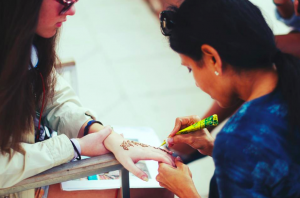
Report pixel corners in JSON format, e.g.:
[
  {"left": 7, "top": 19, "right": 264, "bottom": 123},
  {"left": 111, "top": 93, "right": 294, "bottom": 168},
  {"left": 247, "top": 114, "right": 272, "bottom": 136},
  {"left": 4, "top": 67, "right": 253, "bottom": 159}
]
[
  {"left": 156, "top": 0, "right": 300, "bottom": 197},
  {"left": 0, "top": 1, "right": 174, "bottom": 197}
]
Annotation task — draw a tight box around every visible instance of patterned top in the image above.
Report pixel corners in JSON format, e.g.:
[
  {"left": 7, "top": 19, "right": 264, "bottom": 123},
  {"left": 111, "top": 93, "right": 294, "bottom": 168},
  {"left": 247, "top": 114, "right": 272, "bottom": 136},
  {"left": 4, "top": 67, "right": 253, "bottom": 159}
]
[{"left": 213, "top": 90, "right": 300, "bottom": 198}]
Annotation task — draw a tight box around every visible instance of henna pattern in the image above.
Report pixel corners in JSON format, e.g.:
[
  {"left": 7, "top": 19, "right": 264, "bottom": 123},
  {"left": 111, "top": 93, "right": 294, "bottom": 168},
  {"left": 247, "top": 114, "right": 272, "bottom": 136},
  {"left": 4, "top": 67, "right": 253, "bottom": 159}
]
[
  {"left": 120, "top": 140, "right": 172, "bottom": 155},
  {"left": 120, "top": 140, "right": 149, "bottom": 150}
]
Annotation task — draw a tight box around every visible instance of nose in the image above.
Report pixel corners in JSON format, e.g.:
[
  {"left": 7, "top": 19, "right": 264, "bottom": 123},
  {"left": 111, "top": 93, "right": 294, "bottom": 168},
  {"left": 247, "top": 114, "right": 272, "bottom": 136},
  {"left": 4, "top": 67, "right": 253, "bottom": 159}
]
[{"left": 65, "top": 4, "right": 76, "bottom": 16}]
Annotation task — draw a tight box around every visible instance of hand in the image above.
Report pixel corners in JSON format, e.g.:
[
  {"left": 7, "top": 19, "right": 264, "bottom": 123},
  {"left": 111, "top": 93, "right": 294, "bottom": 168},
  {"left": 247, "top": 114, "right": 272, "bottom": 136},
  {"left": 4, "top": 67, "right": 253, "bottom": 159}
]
[
  {"left": 170, "top": 115, "right": 201, "bottom": 139},
  {"left": 168, "top": 128, "right": 214, "bottom": 156},
  {"left": 156, "top": 157, "right": 201, "bottom": 198},
  {"left": 295, "top": 0, "right": 299, "bottom": 15},
  {"left": 77, "top": 126, "right": 112, "bottom": 156},
  {"left": 168, "top": 115, "right": 214, "bottom": 156},
  {"left": 104, "top": 132, "right": 175, "bottom": 181}
]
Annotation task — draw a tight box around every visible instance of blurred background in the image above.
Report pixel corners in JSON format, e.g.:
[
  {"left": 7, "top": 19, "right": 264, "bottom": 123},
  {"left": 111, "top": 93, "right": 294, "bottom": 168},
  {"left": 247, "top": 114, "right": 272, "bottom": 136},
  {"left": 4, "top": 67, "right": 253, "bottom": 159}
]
[{"left": 57, "top": 0, "right": 291, "bottom": 197}]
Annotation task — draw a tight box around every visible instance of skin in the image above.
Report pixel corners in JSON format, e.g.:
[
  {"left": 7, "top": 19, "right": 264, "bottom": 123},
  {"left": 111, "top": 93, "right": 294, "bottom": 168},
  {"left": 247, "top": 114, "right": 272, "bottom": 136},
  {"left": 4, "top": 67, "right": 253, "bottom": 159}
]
[
  {"left": 36, "top": 0, "right": 75, "bottom": 38},
  {"left": 272, "top": 0, "right": 300, "bottom": 59},
  {"left": 157, "top": 157, "right": 200, "bottom": 198},
  {"left": 274, "top": 0, "right": 295, "bottom": 18},
  {"left": 159, "top": 2, "right": 300, "bottom": 194},
  {"left": 273, "top": 0, "right": 299, "bottom": 18},
  {"left": 276, "top": 33, "right": 300, "bottom": 58},
  {"left": 296, "top": 0, "right": 300, "bottom": 16},
  {"left": 36, "top": 0, "right": 175, "bottom": 181},
  {"left": 156, "top": 45, "right": 278, "bottom": 197}
]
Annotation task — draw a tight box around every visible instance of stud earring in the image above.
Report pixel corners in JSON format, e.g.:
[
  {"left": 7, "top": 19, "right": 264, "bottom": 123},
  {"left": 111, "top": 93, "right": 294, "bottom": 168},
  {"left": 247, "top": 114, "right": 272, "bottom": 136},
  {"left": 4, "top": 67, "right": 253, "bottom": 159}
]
[{"left": 215, "top": 71, "right": 219, "bottom": 76}]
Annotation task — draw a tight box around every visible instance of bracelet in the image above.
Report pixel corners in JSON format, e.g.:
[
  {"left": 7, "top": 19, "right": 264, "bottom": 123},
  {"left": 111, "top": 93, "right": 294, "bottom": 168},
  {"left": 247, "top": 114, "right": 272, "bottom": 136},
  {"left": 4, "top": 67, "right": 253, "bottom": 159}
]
[
  {"left": 70, "top": 140, "right": 81, "bottom": 160},
  {"left": 84, "top": 120, "right": 103, "bottom": 136}
]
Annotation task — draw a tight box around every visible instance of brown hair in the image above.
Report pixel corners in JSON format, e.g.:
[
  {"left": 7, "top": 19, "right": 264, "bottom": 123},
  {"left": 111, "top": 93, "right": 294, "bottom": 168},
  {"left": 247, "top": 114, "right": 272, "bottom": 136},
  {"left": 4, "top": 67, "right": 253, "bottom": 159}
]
[{"left": 0, "top": 0, "right": 59, "bottom": 154}]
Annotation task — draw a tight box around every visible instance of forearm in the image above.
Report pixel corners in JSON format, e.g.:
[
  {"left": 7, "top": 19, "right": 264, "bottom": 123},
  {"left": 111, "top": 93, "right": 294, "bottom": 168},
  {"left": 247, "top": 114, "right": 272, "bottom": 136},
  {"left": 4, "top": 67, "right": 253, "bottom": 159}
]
[
  {"left": 274, "top": 0, "right": 295, "bottom": 19},
  {"left": 275, "top": 33, "right": 300, "bottom": 58},
  {"left": 178, "top": 184, "right": 201, "bottom": 198},
  {"left": 77, "top": 119, "right": 105, "bottom": 138},
  {"left": 0, "top": 135, "right": 73, "bottom": 188}
]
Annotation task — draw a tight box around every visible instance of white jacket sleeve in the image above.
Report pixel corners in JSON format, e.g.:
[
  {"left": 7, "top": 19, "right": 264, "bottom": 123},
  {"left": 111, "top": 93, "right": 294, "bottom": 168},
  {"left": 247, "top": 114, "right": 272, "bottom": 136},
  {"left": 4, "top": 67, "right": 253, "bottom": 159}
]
[
  {"left": 42, "top": 73, "right": 97, "bottom": 138},
  {"left": 0, "top": 135, "right": 74, "bottom": 188}
]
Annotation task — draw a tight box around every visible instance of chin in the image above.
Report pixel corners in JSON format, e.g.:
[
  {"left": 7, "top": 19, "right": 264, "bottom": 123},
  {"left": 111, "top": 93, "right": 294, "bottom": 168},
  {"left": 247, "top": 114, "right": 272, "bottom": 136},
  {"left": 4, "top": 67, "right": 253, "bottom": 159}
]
[
  {"left": 216, "top": 99, "right": 241, "bottom": 109},
  {"left": 216, "top": 101, "right": 227, "bottom": 108},
  {"left": 36, "top": 29, "right": 57, "bottom": 39}
]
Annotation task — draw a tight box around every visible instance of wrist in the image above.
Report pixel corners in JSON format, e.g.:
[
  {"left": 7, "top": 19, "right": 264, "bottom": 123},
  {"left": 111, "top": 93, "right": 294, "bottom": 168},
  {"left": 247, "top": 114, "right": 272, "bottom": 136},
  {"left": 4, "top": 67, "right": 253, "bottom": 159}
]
[
  {"left": 178, "top": 183, "right": 200, "bottom": 198},
  {"left": 104, "top": 132, "right": 124, "bottom": 151},
  {"left": 70, "top": 138, "right": 81, "bottom": 160}
]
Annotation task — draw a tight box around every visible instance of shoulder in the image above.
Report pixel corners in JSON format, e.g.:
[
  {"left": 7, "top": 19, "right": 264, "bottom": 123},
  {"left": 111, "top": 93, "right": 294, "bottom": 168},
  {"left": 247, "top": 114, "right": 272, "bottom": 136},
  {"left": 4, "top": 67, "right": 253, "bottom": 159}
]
[
  {"left": 213, "top": 93, "right": 292, "bottom": 190},
  {"left": 215, "top": 92, "right": 289, "bottom": 156},
  {"left": 220, "top": 92, "right": 288, "bottom": 136},
  {"left": 213, "top": 92, "right": 300, "bottom": 197}
]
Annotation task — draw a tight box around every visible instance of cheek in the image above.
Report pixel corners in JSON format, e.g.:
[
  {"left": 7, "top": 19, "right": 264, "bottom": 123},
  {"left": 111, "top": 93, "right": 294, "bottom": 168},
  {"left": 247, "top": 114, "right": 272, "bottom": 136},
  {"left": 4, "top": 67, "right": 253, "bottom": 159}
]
[
  {"left": 36, "top": 12, "right": 59, "bottom": 38},
  {"left": 36, "top": 1, "right": 60, "bottom": 37},
  {"left": 193, "top": 70, "right": 213, "bottom": 94}
]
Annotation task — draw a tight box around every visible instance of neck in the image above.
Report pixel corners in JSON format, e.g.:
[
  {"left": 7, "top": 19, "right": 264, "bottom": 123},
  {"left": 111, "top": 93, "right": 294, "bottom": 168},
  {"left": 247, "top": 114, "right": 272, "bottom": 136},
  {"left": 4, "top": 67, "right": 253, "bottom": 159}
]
[{"left": 233, "top": 67, "right": 278, "bottom": 102}]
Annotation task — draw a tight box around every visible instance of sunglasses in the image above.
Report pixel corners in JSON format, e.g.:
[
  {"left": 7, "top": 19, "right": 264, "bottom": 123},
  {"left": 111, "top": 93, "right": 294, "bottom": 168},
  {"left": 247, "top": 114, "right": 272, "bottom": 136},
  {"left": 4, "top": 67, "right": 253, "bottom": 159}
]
[
  {"left": 56, "top": 0, "right": 78, "bottom": 15},
  {"left": 159, "top": 11, "right": 175, "bottom": 36}
]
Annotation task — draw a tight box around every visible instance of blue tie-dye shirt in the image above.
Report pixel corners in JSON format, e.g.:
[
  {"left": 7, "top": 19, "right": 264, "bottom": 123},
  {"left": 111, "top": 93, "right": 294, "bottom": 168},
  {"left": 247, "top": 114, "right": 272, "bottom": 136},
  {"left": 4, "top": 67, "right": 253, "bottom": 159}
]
[{"left": 213, "top": 90, "right": 300, "bottom": 198}]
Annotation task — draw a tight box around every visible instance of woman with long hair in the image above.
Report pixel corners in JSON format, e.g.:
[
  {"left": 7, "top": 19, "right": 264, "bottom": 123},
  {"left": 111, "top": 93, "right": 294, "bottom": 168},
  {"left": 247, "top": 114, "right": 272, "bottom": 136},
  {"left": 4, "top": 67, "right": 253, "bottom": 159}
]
[
  {"left": 0, "top": 1, "right": 174, "bottom": 197},
  {"left": 156, "top": 0, "right": 300, "bottom": 197}
]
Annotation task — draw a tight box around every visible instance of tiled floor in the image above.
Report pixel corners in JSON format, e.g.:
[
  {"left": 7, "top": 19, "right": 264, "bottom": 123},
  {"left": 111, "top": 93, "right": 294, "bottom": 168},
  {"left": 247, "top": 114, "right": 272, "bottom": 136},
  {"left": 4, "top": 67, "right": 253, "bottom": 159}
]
[{"left": 58, "top": 0, "right": 290, "bottom": 197}]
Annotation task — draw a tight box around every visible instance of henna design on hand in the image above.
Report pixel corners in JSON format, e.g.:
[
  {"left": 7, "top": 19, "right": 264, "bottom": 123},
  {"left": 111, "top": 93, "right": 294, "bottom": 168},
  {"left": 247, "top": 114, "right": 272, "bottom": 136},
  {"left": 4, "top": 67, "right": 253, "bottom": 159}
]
[
  {"left": 120, "top": 140, "right": 172, "bottom": 155},
  {"left": 120, "top": 140, "right": 149, "bottom": 150}
]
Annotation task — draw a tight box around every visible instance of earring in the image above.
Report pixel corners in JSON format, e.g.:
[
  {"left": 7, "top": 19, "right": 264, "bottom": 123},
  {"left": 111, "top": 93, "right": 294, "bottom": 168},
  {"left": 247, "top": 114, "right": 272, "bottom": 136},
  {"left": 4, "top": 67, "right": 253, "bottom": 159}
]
[{"left": 215, "top": 71, "right": 219, "bottom": 76}]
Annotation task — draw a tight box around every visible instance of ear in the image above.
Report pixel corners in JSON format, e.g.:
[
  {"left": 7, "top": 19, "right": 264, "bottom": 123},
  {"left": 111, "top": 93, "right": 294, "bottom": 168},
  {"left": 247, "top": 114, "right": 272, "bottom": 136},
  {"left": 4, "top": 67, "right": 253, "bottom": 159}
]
[{"left": 201, "top": 45, "right": 223, "bottom": 75}]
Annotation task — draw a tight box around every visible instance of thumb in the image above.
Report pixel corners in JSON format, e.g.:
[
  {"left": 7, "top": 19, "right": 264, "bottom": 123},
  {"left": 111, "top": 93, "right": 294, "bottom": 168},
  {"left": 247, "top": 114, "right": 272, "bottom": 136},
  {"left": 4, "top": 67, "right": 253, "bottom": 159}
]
[
  {"left": 99, "top": 126, "right": 113, "bottom": 139},
  {"left": 122, "top": 160, "right": 149, "bottom": 182},
  {"left": 175, "top": 156, "right": 184, "bottom": 169}
]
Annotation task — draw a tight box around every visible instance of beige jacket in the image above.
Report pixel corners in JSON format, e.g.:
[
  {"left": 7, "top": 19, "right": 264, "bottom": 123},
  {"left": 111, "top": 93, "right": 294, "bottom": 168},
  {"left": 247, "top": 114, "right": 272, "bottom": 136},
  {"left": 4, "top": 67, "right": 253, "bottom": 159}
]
[{"left": 0, "top": 74, "right": 96, "bottom": 198}]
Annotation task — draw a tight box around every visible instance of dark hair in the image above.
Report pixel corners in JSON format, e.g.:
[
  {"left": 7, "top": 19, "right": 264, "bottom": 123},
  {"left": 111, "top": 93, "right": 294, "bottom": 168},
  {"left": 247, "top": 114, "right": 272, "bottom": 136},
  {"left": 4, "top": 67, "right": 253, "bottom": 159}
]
[
  {"left": 166, "top": 0, "right": 300, "bottom": 128},
  {"left": 0, "top": 0, "right": 59, "bottom": 154}
]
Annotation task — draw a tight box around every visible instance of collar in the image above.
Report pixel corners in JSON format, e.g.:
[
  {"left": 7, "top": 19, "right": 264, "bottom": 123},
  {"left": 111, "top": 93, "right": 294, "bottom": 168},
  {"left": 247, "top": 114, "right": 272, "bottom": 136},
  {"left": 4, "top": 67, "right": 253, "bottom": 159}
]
[{"left": 31, "top": 45, "right": 39, "bottom": 68}]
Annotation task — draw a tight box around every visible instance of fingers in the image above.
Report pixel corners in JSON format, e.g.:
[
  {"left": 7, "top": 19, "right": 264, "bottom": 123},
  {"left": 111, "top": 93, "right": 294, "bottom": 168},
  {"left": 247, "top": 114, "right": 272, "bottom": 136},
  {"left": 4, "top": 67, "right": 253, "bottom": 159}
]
[
  {"left": 170, "top": 115, "right": 201, "bottom": 136},
  {"left": 170, "top": 118, "right": 184, "bottom": 136},
  {"left": 141, "top": 149, "right": 175, "bottom": 167},
  {"left": 174, "top": 157, "right": 192, "bottom": 178},
  {"left": 121, "top": 159, "right": 149, "bottom": 181},
  {"left": 168, "top": 134, "right": 193, "bottom": 146}
]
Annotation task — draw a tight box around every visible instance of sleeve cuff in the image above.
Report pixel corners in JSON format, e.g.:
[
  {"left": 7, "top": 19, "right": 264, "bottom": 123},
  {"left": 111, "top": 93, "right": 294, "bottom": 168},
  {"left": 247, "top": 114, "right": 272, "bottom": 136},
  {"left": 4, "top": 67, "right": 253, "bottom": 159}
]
[{"left": 70, "top": 139, "right": 81, "bottom": 161}]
